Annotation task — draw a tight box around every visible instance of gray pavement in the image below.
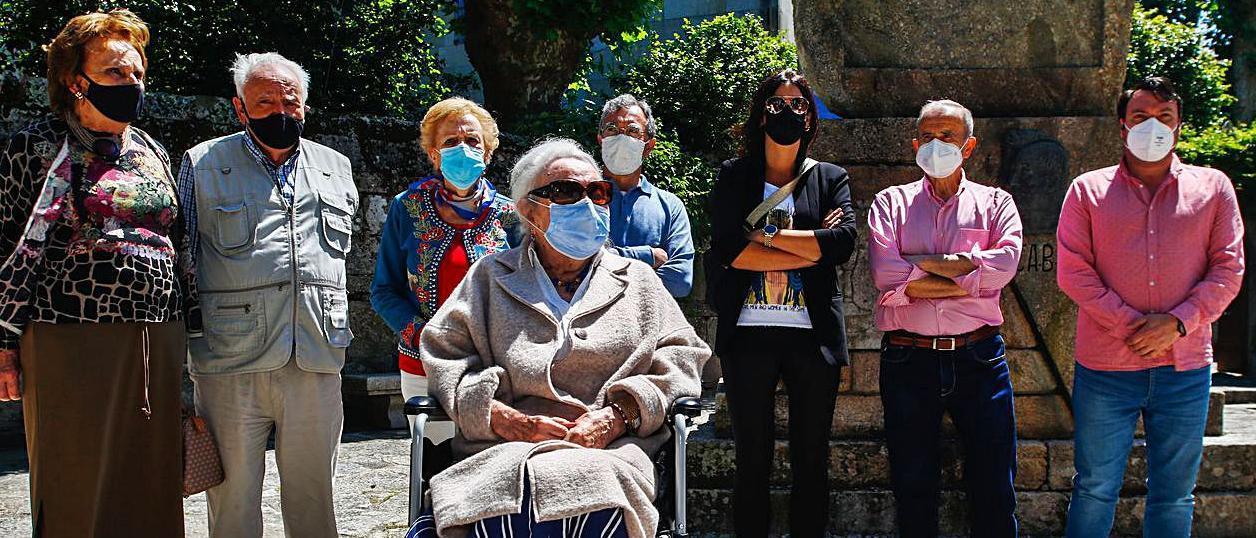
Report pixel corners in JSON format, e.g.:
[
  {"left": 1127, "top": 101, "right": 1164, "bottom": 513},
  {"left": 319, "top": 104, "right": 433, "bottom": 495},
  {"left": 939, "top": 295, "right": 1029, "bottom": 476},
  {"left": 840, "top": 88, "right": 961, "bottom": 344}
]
[{"left": 0, "top": 431, "right": 415, "bottom": 538}]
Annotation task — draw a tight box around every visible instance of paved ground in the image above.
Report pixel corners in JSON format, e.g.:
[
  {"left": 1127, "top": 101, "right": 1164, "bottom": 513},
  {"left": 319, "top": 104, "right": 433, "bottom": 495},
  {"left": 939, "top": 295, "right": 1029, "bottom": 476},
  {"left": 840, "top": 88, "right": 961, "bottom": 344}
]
[
  {"left": 0, "top": 430, "right": 416, "bottom": 538},
  {"left": 0, "top": 396, "right": 720, "bottom": 538},
  {"left": 0, "top": 402, "right": 1249, "bottom": 537}
]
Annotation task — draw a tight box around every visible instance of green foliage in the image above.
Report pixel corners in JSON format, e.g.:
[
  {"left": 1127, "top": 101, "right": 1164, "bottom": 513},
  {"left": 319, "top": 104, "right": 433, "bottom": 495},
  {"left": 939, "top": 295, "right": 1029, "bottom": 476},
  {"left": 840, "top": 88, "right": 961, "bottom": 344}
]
[
  {"left": 609, "top": 14, "right": 797, "bottom": 244},
  {"left": 1178, "top": 123, "right": 1256, "bottom": 187},
  {"left": 512, "top": 0, "right": 660, "bottom": 47},
  {"left": 0, "top": 0, "right": 461, "bottom": 119},
  {"left": 643, "top": 135, "right": 717, "bottom": 243},
  {"left": 1137, "top": 1, "right": 1236, "bottom": 49},
  {"left": 617, "top": 14, "right": 798, "bottom": 160},
  {"left": 1127, "top": 4, "right": 1235, "bottom": 127},
  {"left": 509, "top": 100, "right": 601, "bottom": 148}
]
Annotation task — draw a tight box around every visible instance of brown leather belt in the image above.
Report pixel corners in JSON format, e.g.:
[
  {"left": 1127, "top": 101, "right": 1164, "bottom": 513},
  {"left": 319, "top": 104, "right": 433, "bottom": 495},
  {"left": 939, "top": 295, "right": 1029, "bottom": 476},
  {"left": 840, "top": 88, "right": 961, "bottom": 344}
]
[{"left": 885, "top": 325, "right": 1001, "bottom": 351}]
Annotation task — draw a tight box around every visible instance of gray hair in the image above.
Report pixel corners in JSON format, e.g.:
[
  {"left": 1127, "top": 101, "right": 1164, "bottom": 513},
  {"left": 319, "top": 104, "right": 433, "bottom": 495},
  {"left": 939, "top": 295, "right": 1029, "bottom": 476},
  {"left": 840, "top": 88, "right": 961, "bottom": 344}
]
[
  {"left": 917, "top": 99, "right": 974, "bottom": 138},
  {"left": 230, "top": 52, "right": 311, "bottom": 101},
  {"left": 599, "top": 94, "right": 657, "bottom": 139},
  {"left": 509, "top": 138, "right": 600, "bottom": 205}
]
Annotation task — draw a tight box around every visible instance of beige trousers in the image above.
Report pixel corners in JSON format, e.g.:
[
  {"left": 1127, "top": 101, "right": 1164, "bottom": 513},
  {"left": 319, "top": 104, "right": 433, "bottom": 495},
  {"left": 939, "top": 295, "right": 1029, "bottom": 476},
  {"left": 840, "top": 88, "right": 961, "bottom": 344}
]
[{"left": 193, "top": 359, "right": 343, "bottom": 538}]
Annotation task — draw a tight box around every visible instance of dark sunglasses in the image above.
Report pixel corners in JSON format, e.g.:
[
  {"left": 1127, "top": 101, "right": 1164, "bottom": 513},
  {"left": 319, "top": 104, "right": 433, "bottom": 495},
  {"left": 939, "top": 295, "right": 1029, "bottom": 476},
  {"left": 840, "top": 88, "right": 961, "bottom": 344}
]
[
  {"left": 765, "top": 96, "right": 810, "bottom": 115},
  {"left": 528, "top": 179, "right": 613, "bottom": 206}
]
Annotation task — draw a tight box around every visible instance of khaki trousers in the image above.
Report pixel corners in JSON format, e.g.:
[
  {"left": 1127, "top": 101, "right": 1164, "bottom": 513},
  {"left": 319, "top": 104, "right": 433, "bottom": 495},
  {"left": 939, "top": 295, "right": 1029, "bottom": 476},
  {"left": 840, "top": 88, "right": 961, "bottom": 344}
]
[{"left": 193, "top": 359, "right": 343, "bottom": 538}]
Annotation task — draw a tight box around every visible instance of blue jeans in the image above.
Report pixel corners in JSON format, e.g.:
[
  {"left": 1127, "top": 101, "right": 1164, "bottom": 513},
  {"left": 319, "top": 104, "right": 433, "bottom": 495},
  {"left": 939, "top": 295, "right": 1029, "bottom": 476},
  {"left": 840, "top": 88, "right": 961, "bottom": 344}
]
[
  {"left": 1066, "top": 363, "right": 1212, "bottom": 538},
  {"left": 880, "top": 334, "right": 1018, "bottom": 537}
]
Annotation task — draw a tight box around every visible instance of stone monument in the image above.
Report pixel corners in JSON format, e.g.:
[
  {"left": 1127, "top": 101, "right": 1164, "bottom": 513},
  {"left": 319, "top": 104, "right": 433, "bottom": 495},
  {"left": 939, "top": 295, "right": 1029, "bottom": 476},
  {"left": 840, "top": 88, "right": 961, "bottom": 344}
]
[{"left": 795, "top": 0, "right": 1137, "bottom": 421}]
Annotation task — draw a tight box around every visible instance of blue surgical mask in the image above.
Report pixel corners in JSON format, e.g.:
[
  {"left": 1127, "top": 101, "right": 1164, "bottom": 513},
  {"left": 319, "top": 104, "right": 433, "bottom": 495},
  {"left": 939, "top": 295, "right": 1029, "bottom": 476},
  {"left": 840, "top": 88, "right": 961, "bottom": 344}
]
[
  {"left": 525, "top": 197, "right": 610, "bottom": 260},
  {"left": 438, "top": 144, "right": 486, "bottom": 190}
]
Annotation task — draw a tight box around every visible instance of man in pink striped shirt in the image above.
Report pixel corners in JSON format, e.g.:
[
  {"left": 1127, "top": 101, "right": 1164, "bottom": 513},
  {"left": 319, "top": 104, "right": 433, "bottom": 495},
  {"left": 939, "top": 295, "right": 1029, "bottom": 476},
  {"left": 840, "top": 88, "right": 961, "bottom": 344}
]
[
  {"left": 868, "top": 100, "right": 1024, "bottom": 537},
  {"left": 1057, "top": 77, "right": 1244, "bottom": 537}
]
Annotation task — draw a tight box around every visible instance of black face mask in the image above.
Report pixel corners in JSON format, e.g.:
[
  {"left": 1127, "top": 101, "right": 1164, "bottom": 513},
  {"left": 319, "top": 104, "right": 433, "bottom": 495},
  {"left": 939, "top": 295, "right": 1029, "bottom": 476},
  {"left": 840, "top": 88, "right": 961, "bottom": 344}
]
[
  {"left": 81, "top": 73, "right": 144, "bottom": 123},
  {"left": 764, "top": 110, "right": 806, "bottom": 146},
  {"left": 242, "top": 103, "right": 304, "bottom": 150}
]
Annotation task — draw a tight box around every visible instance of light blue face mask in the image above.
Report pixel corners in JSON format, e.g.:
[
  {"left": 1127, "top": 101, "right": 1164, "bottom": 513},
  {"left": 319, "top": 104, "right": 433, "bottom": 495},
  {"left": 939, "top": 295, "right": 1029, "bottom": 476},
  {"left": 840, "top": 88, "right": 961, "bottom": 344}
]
[
  {"left": 526, "top": 197, "right": 610, "bottom": 260},
  {"left": 439, "top": 144, "right": 487, "bottom": 190}
]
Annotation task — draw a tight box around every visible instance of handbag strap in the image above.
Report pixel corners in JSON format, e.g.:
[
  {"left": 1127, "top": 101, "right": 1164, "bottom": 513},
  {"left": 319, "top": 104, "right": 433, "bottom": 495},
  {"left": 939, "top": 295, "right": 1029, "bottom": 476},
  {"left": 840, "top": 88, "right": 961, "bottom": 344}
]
[{"left": 744, "top": 158, "right": 818, "bottom": 230}]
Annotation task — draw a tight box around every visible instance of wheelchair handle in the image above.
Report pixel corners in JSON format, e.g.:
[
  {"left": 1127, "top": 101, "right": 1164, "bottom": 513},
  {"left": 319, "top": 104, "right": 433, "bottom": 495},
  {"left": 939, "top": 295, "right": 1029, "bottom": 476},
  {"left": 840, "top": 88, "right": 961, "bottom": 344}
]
[
  {"left": 669, "top": 396, "right": 703, "bottom": 421},
  {"left": 405, "top": 395, "right": 449, "bottom": 420}
]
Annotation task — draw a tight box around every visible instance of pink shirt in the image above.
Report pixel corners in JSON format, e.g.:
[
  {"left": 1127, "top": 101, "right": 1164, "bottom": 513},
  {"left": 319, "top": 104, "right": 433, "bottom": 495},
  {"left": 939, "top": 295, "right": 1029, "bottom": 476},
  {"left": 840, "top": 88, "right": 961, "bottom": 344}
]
[
  {"left": 1057, "top": 156, "right": 1245, "bottom": 372},
  {"left": 868, "top": 174, "right": 1024, "bottom": 336}
]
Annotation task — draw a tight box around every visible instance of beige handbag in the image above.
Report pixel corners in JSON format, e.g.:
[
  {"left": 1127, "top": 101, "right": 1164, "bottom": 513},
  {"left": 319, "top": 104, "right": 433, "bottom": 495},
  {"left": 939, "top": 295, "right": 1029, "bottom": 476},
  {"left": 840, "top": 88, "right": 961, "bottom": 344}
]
[{"left": 182, "top": 409, "right": 225, "bottom": 497}]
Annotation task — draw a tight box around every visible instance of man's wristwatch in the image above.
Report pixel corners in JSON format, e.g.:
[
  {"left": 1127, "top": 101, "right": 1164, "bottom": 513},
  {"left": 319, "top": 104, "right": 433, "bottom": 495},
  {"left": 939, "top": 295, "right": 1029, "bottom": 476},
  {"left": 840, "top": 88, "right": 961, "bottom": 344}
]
[
  {"left": 762, "top": 224, "right": 779, "bottom": 248},
  {"left": 1175, "top": 317, "right": 1187, "bottom": 337}
]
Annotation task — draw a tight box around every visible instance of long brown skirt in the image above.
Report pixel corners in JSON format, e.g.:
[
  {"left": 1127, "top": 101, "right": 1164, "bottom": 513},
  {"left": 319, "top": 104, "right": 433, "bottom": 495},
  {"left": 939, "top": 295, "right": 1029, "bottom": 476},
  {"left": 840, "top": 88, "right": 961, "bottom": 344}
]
[{"left": 21, "top": 321, "right": 185, "bottom": 537}]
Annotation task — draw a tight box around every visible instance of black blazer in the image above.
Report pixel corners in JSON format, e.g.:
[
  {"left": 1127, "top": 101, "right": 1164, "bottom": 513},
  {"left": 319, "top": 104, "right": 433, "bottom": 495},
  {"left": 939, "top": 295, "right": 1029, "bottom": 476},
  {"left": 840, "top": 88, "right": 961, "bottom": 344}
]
[{"left": 704, "top": 155, "right": 858, "bottom": 366}]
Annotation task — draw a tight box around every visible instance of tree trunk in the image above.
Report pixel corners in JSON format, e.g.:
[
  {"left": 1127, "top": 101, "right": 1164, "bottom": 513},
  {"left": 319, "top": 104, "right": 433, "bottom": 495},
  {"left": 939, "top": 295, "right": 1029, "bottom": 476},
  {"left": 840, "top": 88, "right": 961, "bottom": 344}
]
[
  {"left": 1233, "top": 2, "right": 1256, "bottom": 122},
  {"left": 463, "top": 0, "right": 596, "bottom": 128}
]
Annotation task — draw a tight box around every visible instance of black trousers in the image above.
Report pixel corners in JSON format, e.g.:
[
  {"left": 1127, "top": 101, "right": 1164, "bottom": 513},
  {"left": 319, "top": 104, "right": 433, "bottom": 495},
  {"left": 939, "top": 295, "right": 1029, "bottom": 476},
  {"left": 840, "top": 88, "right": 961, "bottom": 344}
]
[{"left": 720, "top": 326, "right": 841, "bottom": 537}]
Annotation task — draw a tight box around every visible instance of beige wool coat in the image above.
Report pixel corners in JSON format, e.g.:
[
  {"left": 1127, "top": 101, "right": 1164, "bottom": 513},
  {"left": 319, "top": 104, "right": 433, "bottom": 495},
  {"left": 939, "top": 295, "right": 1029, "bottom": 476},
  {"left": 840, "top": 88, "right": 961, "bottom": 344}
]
[{"left": 419, "top": 240, "right": 710, "bottom": 538}]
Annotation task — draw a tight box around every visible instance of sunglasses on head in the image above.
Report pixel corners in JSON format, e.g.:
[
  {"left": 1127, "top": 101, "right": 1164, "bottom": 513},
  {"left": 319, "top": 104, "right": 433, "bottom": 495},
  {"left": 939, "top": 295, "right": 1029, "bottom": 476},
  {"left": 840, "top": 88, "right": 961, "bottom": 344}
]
[
  {"left": 528, "top": 179, "right": 613, "bottom": 206},
  {"left": 765, "top": 96, "right": 810, "bottom": 115}
]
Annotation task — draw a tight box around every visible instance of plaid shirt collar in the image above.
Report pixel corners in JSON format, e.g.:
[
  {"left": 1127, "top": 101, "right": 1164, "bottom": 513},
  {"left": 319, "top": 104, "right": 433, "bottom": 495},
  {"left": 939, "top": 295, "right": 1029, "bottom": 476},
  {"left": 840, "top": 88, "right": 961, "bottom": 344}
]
[{"left": 241, "top": 132, "right": 301, "bottom": 203}]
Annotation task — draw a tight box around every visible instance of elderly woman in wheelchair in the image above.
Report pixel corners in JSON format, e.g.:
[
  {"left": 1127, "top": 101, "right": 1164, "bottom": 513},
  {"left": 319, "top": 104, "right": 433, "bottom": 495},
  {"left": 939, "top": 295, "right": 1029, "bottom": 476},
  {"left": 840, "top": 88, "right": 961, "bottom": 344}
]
[{"left": 405, "top": 138, "right": 710, "bottom": 538}]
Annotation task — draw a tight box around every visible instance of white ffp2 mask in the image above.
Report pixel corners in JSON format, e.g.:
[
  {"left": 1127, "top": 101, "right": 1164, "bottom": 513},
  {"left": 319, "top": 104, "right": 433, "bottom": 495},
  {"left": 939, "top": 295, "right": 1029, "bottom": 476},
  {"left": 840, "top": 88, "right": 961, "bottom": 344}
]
[
  {"left": 915, "top": 138, "right": 966, "bottom": 179},
  {"left": 1124, "top": 118, "right": 1177, "bottom": 163}
]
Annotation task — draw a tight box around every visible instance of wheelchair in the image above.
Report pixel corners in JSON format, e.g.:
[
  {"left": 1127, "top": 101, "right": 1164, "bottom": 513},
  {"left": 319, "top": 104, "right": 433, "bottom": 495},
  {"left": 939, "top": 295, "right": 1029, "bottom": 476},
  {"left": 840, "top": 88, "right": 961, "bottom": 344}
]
[{"left": 404, "top": 395, "right": 704, "bottom": 537}]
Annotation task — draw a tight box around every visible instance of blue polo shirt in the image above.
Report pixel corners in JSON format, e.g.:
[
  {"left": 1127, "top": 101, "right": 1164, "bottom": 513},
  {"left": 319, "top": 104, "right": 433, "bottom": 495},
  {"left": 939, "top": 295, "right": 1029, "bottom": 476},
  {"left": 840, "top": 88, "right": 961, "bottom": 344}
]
[{"left": 608, "top": 175, "right": 695, "bottom": 298}]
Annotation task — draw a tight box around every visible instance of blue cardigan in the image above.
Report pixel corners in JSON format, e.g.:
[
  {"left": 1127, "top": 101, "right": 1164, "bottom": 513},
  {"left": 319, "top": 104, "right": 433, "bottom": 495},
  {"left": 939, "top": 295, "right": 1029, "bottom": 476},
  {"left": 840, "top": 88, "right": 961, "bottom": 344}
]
[{"left": 370, "top": 177, "right": 518, "bottom": 364}]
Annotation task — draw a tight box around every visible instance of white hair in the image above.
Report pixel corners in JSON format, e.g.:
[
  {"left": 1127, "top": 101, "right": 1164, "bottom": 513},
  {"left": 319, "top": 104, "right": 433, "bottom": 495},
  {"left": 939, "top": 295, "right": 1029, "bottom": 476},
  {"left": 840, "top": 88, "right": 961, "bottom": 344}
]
[
  {"left": 509, "top": 138, "right": 600, "bottom": 205},
  {"left": 230, "top": 52, "right": 311, "bottom": 101},
  {"left": 917, "top": 99, "right": 974, "bottom": 138}
]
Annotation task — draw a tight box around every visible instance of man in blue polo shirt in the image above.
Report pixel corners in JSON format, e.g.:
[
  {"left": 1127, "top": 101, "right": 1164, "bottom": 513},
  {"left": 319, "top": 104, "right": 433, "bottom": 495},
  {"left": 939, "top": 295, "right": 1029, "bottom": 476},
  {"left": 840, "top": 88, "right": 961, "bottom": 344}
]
[{"left": 597, "top": 94, "right": 695, "bottom": 297}]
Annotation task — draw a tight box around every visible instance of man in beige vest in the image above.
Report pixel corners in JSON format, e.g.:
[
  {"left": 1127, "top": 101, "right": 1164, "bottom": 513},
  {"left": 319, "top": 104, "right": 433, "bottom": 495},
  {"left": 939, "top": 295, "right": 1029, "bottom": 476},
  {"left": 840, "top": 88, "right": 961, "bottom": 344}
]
[{"left": 176, "top": 52, "right": 358, "bottom": 538}]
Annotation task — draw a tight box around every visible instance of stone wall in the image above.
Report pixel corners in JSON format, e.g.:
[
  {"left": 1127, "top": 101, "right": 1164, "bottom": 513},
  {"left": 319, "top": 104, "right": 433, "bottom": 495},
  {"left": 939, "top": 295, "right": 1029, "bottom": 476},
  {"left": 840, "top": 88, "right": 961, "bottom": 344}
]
[{"left": 794, "top": 0, "right": 1137, "bottom": 118}]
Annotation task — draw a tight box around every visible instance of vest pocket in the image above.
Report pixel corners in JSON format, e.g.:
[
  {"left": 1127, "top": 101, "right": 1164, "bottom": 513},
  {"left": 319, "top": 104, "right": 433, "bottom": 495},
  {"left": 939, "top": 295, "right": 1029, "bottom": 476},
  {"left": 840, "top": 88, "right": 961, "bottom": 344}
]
[
  {"left": 204, "top": 292, "right": 267, "bottom": 358},
  {"left": 210, "top": 201, "right": 255, "bottom": 255},
  {"left": 322, "top": 288, "right": 354, "bottom": 348},
  {"left": 319, "top": 193, "right": 353, "bottom": 256}
]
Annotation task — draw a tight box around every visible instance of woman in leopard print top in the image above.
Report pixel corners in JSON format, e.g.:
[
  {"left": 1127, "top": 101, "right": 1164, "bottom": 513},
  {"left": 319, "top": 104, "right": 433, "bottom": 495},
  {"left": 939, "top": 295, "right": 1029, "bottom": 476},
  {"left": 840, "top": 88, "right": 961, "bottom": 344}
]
[{"left": 0, "top": 10, "right": 187, "bottom": 535}]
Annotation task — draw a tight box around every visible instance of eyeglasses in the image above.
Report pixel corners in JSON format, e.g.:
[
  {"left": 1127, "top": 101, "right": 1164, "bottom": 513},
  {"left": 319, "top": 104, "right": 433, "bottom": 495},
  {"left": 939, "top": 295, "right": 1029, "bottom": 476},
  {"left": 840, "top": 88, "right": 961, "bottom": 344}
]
[
  {"left": 528, "top": 179, "right": 613, "bottom": 206},
  {"left": 600, "top": 123, "right": 648, "bottom": 139},
  {"left": 765, "top": 96, "right": 810, "bottom": 115}
]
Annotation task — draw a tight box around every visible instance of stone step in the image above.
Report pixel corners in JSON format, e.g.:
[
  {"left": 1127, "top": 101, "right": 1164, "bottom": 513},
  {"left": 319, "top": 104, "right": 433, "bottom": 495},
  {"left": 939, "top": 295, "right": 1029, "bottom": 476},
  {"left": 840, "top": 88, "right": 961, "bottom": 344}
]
[
  {"left": 684, "top": 488, "right": 1256, "bottom": 537},
  {"left": 343, "top": 372, "right": 406, "bottom": 430},
  {"left": 1214, "top": 372, "right": 1256, "bottom": 405},
  {"left": 712, "top": 386, "right": 1227, "bottom": 440},
  {"left": 683, "top": 405, "right": 1256, "bottom": 535},
  {"left": 686, "top": 432, "right": 1256, "bottom": 493}
]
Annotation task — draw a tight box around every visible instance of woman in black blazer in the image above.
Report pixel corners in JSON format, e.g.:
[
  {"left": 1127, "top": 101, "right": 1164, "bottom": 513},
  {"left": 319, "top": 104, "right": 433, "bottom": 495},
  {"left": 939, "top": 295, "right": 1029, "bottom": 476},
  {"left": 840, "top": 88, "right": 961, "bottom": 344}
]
[{"left": 705, "top": 69, "right": 857, "bottom": 537}]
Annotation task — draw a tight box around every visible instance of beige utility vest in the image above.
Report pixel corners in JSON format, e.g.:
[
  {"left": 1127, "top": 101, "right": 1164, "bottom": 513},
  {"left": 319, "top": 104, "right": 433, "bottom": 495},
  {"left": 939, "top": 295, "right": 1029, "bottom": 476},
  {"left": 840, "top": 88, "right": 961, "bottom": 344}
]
[{"left": 186, "top": 133, "right": 358, "bottom": 375}]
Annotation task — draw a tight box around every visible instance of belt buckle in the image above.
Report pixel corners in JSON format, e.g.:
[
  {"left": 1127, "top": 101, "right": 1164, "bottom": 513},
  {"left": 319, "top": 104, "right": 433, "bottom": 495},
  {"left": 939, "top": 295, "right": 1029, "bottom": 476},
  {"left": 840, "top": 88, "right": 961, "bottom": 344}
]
[{"left": 932, "top": 337, "right": 957, "bottom": 351}]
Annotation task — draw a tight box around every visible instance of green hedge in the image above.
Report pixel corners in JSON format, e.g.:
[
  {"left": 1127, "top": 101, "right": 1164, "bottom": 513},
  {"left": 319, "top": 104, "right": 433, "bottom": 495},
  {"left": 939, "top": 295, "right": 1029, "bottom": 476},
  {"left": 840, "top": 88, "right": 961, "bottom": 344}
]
[
  {"left": 1178, "top": 124, "right": 1256, "bottom": 188},
  {"left": 1127, "top": 4, "right": 1235, "bottom": 128},
  {"left": 615, "top": 14, "right": 799, "bottom": 245},
  {"left": 0, "top": 1, "right": 460, "bottom": 119}
]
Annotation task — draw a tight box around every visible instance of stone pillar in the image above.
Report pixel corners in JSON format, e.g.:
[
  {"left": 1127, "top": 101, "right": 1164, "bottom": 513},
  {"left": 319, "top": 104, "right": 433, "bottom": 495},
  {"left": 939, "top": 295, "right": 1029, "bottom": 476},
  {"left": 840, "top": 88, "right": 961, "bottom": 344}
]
[{"left": 792, "top": 0, "right": 1137, "bottom": 434}]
